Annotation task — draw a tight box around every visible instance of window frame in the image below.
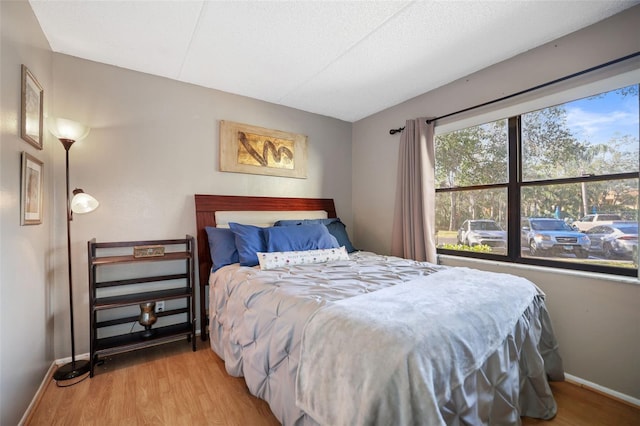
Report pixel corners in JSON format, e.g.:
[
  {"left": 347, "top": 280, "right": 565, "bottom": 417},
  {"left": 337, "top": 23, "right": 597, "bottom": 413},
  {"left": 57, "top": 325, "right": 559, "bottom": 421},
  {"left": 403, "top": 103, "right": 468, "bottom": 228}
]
[{"left": 436, "top": 98, "right": 639, "bottom": 278}]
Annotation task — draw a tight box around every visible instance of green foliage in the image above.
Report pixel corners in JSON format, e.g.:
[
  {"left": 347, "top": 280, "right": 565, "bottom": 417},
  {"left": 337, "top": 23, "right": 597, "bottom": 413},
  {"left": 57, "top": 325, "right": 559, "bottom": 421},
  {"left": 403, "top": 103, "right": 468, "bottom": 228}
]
[
  {"left": 435, "top": 120, "right": 508, "bottom": 188},
  {"left": 521, "top": 106, "right": 582, "bottom": 180},
  {"left": 435, "top": 120, "right": 509, "bottom": 230},
  {"left": 439, "top": 243, "right": 493, "bottom": 253},
  {"left": 435, "top": 84, "right": 639, "bottom": 232}
]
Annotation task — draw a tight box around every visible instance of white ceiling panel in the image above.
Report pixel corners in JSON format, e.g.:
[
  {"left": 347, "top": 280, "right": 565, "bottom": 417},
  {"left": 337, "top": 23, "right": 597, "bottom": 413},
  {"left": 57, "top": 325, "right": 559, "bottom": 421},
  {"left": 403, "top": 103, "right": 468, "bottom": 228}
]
[
  {"left": 31, "top": 0, "right": 204, "bottom": 79},
  {"left": 179, "top": 1, "right": 410, "bottom": 104},
  {"left": 281, "top": 1, "right": 632, "bottom": 121},
  {"left": 29, "top": 0, "right": 639, "bottom": 122}
]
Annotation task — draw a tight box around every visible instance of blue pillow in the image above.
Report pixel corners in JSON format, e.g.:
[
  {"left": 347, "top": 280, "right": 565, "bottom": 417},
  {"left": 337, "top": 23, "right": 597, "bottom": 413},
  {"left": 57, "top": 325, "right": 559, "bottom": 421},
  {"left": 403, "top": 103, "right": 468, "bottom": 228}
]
[
  {"left": 228, "top": 222, "right": 266, "bottom": 267},
  {"left": 273, "top": 220, "right": 305, "bottom": 226},
  {"left": 323, "top": 220, "right": 357, "bottom": 253},
  {"left": 205, "top": 227, "right": 239, "bottom": 271},
  {"left": 274, "top": 218, "right": 357, "bottom": 253},
  {"left": 263, "top": 224, "right": 339, "bottom": 252}
]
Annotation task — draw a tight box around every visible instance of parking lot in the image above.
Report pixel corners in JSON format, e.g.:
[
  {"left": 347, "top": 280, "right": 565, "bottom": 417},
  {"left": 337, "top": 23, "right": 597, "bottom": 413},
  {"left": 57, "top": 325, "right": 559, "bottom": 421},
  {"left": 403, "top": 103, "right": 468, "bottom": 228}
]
[{"left": 436, "top": 231, "right": 637, "bottom": 268}]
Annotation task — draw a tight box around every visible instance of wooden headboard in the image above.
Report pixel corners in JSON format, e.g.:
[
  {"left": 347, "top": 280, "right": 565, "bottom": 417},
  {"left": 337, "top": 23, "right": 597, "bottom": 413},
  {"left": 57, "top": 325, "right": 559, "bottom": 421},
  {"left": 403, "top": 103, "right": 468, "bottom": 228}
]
[{"left": 194, "top": 194, "right": 337, "bottom": 339}]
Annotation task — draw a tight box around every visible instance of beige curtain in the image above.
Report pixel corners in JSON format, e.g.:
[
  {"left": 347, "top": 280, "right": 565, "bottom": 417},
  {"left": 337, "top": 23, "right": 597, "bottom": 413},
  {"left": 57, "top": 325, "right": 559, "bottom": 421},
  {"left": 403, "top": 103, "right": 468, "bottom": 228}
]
[{"left": 390, "top": 118, "right": 437, "bottom": 263}]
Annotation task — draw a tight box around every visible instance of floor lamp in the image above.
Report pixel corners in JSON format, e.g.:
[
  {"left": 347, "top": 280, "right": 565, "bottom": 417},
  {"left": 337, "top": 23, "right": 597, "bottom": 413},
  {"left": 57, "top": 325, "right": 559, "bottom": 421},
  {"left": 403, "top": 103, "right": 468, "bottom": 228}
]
[{"left": 48, "top": 117, "right": 99, "bottom": 385}]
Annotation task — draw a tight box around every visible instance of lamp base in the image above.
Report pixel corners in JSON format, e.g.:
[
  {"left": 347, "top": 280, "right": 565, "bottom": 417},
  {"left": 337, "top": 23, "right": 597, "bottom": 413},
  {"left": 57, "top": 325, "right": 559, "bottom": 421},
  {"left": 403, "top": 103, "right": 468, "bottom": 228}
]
[{"left": 53, "top": 359, "right": 90, "bottom": 382}]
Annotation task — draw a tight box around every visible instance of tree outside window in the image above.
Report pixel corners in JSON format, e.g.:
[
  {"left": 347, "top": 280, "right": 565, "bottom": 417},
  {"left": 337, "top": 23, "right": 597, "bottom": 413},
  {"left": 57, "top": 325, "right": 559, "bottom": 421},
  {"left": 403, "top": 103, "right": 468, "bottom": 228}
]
[{"left": 435, "top": 84, "right": 639, "bottom": 276}]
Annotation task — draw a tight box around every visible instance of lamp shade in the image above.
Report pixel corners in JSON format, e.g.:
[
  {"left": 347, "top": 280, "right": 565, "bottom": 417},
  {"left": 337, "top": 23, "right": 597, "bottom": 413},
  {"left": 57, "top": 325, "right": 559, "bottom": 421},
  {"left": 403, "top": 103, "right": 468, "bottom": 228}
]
[
  {"left": 71, "top": 189, "right": 99, "bottom": 214},
  {"left": 47, "top": 117, "right": 90, "bottom": 141}
]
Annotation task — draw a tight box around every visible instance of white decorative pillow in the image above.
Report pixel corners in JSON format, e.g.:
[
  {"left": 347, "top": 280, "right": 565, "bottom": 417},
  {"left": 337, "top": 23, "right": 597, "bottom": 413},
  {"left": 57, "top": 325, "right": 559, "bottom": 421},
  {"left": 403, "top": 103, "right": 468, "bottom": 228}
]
[{"left": 257, "top": 246, "right": 349, "bottom": 270}]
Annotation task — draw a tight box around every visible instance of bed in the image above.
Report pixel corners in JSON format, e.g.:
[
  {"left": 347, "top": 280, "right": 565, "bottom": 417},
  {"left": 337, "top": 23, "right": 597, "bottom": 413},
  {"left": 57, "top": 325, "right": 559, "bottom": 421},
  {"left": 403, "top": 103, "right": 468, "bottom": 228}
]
[{"left": 194, "top": 194, "right": 564, "bottom": 426}]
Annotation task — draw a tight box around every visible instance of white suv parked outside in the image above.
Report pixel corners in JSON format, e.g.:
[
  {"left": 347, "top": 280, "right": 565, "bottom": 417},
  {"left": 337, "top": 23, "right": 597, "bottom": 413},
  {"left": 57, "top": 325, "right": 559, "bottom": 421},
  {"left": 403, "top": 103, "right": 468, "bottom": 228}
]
[{"left": 457, "top": 219, "right": 507, "bottom": 248}]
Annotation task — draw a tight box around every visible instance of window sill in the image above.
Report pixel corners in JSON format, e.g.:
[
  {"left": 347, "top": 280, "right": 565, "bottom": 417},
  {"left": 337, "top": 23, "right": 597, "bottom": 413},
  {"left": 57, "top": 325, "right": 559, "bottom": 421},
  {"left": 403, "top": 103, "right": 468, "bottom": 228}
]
[{"left": 438, "top": 254, "right": 640, "bottom": 286}]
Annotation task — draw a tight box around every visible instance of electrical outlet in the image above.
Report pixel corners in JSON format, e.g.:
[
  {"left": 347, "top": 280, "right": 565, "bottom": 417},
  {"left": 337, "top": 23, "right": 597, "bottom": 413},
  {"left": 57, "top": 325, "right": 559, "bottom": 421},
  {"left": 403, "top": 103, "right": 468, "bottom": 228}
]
[{"left": 155, "top": 301, "right": 165, "bottom": 313}]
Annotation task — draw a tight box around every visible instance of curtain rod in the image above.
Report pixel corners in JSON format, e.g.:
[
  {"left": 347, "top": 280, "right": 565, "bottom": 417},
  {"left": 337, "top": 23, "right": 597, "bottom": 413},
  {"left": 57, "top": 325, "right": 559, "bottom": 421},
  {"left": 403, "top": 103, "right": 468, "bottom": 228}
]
[{"left": 389, "top": 51, "right": 640, "bottom": 135}]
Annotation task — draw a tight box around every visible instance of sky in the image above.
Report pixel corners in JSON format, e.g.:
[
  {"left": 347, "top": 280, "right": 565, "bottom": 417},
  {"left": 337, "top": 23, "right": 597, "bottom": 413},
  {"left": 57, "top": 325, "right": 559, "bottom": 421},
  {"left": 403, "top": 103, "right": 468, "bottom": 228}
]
[{"left": 564, "top": 84, "right": 639, "bottom": 147}]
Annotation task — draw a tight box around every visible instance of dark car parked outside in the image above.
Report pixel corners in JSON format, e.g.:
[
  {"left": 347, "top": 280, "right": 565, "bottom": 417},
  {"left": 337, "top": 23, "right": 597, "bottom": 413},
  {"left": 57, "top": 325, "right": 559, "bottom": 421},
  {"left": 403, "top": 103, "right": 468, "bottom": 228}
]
[
  {"left": 521, "top": 217, "right": 590, "bottom": 258},
  {"left": 586, "top": 222, "right": 638, "bottom": 259}
]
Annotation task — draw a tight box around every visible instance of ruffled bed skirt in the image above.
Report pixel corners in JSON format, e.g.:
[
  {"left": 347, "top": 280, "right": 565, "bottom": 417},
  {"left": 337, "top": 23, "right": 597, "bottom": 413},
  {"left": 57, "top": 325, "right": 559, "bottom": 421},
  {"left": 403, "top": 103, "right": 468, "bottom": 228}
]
[
  {"left": 437, "top": 296, "right": 564, "bottom": 426},
  {"left": 294, "top": 296, "right": 564, "bottom": 426}
]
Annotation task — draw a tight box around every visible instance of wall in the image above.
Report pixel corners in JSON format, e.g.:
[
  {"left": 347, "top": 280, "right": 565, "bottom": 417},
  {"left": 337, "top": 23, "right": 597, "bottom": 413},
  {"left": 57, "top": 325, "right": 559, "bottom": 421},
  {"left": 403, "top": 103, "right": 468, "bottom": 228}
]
[
  {"left": 49, "top": 54, "right": 353, "bottom": 358},
  {"left": 0, "top": 1, "right": 54, "bottom": 424},
  {"left": 1, "top": 2, "right": 352, "bottom": 422},
  {"left": 352, "top": 6, "right": 640, "bottom": 400}
]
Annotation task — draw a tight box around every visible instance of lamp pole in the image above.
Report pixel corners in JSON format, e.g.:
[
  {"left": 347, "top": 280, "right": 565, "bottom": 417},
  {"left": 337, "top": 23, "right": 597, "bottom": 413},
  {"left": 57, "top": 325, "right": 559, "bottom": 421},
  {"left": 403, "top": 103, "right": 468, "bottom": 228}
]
[{"left": 52, "top": 138, "right": 90, "bottom": 383}]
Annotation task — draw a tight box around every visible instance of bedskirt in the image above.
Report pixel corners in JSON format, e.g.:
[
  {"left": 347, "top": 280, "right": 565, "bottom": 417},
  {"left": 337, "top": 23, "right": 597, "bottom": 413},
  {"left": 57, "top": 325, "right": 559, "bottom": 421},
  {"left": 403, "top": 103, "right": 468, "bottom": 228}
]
[
  {"left": 291, "top": 296, "right": 564, "bottom": 425},
  {"left": 295, "top": 269, "right": 565, "bottom": 426},
  {"left": 422, "top": 295, "right": 563, "bottom": 425}
]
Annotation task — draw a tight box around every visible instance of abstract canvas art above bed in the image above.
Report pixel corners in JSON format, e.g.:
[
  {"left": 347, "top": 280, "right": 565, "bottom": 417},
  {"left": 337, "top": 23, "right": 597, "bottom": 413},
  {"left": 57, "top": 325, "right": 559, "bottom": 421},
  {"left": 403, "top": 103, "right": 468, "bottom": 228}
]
[{"left": 194, "top": 194, "right": 564, "bottom": 426}]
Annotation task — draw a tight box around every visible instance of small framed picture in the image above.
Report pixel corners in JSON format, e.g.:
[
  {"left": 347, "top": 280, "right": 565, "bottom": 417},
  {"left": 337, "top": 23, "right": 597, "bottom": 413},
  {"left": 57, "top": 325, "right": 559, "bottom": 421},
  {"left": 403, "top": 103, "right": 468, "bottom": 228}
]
[
  {"left": 21, "top": 64, "right": 44, "bottom": 150},
  {"left": 133, "top": 245, "right": 166, "bottom": 258},
  {"left": 21, "top": 152, "right": 44, "bottom": 225}
]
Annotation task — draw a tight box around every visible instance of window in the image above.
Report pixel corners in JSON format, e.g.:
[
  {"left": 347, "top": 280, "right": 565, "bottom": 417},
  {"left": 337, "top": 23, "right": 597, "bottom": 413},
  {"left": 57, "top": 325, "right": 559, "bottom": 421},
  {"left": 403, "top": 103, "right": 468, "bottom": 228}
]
[{"left": 435, "top": 83, "right": 639, "bottom": 276}]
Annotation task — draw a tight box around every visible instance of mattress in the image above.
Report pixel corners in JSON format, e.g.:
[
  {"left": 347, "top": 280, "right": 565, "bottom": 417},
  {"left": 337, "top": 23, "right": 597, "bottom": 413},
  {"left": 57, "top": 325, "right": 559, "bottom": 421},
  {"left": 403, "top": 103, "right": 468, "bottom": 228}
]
[{"left": 208, "top": 251, "right": 564, "bottom": 425}]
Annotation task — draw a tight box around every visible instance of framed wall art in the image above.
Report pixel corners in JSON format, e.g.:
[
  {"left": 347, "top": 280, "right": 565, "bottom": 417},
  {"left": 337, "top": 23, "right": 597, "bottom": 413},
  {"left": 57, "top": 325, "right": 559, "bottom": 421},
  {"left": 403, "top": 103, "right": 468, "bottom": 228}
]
[
  {"left": 219, "top": 120, "right": 307, "bottom": 179},
  {"left": 21, "top": 64, "right": 44, "bottom": 150},
  {"left": 21, "top": 152, "right": 44, "bottom": 225}
]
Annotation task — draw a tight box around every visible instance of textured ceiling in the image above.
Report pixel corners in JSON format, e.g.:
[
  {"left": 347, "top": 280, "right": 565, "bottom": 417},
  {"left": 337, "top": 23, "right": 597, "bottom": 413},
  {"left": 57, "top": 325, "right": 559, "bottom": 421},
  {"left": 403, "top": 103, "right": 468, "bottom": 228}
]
[{"left": 29, "top": 0, "right": 638, "bottom": 122}]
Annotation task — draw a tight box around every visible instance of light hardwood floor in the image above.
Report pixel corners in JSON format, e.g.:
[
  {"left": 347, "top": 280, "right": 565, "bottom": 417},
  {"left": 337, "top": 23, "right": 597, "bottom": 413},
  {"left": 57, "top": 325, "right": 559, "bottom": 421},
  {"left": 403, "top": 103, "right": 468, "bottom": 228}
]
[{"left": 25, "top": 340, "right": 639, "bottom": 425}]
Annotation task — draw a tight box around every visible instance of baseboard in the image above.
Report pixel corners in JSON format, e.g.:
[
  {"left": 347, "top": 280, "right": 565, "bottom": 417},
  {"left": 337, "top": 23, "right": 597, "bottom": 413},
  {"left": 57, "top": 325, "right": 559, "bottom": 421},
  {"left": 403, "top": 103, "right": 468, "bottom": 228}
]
[
  {"left": 19, "top": 332, "right": 205, "bottom": 424},
  {"left": 564, "top": 373, "right": 640, "bottom": 408},
  {"left": 18, "top": 354, "right": 92, "bottom": 425},
  {"left": 56, "top": 352, "right": 91, "bottom": 364},
  {"left": 18, "top": 361, "right": 56, "bottom": 426}
]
